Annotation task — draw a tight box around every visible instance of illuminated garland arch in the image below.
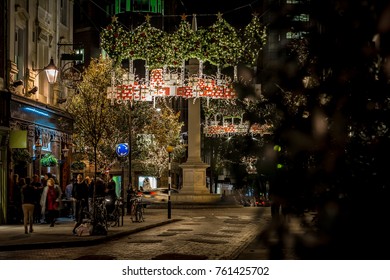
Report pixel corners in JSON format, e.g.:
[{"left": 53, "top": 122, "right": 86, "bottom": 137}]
[
  {"left": 205, "top": 13, "right": 242, "bottom": 68},
  {"left": 241, "top": 14, "right": 267, "bottom": 67},
  {"left": 103, "top": 13, "right": 268, "bottom": 101},
  {"left": 100, "top": 16, "right": 130, "bottom": 64},
  {"left": 170, "top": 18, "right": 205, "bottom": 64},
  {"left": 100, "top": 13, "right": 267, "bottom": 69}
]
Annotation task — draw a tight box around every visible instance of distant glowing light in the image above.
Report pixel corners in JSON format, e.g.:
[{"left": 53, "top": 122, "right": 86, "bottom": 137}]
[
  {"left": 277, "top": 163, "right": 283, "bottom": 169},
  {"left": 25, "top": 107, "right": 49, "bottom": 117},
  {"left": 274, "top": 145, "right": 281, "bottom": 152}
]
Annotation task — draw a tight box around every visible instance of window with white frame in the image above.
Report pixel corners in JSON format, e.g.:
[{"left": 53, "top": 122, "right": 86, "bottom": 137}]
[
  {"left": 60, "top": 0, "right": 68, "bottom": 26},
  {"left": 15, "top": 28, "right": 26, "bottom": 81}
]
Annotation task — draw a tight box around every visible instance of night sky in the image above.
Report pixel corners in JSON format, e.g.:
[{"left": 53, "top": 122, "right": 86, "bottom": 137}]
[{"left": 177, "top": 0, "right": 261, "bottom": 27}]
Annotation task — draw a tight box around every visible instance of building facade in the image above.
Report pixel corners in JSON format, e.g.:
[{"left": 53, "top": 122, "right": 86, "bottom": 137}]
[{"left": 0, "top": 0, "right": 75, "bottom": 224}]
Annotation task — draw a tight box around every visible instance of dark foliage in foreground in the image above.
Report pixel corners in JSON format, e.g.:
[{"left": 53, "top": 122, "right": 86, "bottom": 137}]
[{"left": 237, "top": 0, "right": 390, "bottom": 259}]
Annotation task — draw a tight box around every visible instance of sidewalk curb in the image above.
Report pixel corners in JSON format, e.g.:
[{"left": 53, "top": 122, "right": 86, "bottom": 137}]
[{"left": 0, "top": 219, "right": 182, "bottom": 252}]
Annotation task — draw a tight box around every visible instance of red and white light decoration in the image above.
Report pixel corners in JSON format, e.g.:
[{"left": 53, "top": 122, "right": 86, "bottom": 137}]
[
  {"left": 203, "top": 115, "right": 272, "bottom": 137},
  {"left": 108, "top": 68, "right": 236, "bottom": 101}
]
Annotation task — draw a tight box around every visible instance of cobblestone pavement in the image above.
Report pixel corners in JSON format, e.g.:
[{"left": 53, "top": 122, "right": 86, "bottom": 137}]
[{"left": 0, "top": 207, "right": 272, "bottom": 260}]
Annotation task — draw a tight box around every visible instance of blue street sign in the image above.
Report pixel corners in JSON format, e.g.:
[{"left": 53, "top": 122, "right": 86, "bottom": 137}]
[{"left": 116, "top": 143, "right": 129, "bottom": 157}]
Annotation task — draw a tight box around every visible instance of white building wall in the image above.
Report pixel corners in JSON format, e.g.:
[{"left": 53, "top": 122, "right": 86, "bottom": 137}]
[{"left": 8, "top": 0, "right": 74, "bottom": 106}]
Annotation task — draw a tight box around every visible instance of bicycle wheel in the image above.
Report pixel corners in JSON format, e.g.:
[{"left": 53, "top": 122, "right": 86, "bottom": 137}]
[
  {"left": 101, "top": 206, "right": 108, "bottom": 230},
  {"left": 136, "top": 204, "right": 144, "bottom": 222},
  {"left": 95, "top": 205, "right": 106, "bottom": 228},
  {"left": 108, "top": 208, "right": 119, "bottom": 227},
  {"left": 136, "top": 210, "right": 143, "bottom": 222},
  {"left": 81, "top": 210, "right": 92, "bottom": 223}
]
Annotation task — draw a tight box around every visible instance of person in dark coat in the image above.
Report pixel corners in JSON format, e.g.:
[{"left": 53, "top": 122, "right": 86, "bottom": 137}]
[
  {"left": 72, "top": 174, "right": 89, "bottom": 235},
  {"left": 31, "top": 174, "right": 43, "bottom": 223},
  {"left": 21, "top": 178, "right": 36, "bottom": 234},
  {"left": 105, "top": 174, "right": 117, "bottom": 214}
]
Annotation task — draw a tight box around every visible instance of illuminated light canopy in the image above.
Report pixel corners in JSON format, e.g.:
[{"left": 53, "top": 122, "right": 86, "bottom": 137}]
[
  {"left": 102, "top": 13, "right": 267, "bottom": 102},
  {"left": 107, "top": 68, "right": 236, "bottom": 101},
  {"left": 202, "top": 99, "right": 273, "bottom": 138}
]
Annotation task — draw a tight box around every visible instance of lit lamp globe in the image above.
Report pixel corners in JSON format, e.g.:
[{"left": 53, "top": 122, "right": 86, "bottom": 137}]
[
  {"left": 166, "top": 145, "right": 174, "bottom": 154},
  {"left": 44, "top": 57, "right": 59, "bottom": 84}
]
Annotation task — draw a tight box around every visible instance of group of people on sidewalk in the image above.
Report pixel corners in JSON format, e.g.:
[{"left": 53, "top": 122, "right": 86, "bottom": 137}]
[
  {"left": 69, "top": 173, "right": 116, "bottom": 235},
  {"left": 14, "top": 173, "right": 62, "bottom": 234},
  {"left": 13, "top": 172, "right": 117, "bottom": 235}
]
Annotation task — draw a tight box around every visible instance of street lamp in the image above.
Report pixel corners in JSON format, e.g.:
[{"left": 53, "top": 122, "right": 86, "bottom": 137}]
[
  {"left": 60, "top": 145, "right": 69, "bottom": 191},
  {"left": 33, "top": 45, "right": 83, "bottom": 89},
  {"left": 44, "top": 57, "right": 59, "bottom": 84},
  {"left": 166, "top": 145, "right": 174, "bottom": 219}
]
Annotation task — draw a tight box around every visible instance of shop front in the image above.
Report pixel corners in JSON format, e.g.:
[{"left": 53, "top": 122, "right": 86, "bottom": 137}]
[
  {"left": 6, "top": 94, "right": 73, "bottom": 224},
  {"left": 0, "top": 91, "right": 10, "bottom": 225}
]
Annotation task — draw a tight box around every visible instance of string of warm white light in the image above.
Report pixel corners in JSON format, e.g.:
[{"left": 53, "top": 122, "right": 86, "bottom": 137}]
[{"left": 100, "top": 13, "right": 266, "bottom": 69}]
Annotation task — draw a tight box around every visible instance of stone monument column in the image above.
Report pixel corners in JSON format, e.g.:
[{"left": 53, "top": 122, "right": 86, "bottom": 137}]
[{"left": 175, "top": 59, "right": 220, "bottom": 203}]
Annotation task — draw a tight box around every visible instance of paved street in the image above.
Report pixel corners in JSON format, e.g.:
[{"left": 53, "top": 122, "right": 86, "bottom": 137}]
[{"left": 0, "top": 207, "right": 274, "bottom": 260}]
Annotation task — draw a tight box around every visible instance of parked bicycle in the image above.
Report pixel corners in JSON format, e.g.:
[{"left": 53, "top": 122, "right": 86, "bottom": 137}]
[
  {"left": 82, "top": 196, "right": 108, "bottom": 234},
  {"left": 130, "top": 194, "right": 144, "bottom": 223},
  {"left": 107, "top": 197, "right": 123, "bottom": 227}
]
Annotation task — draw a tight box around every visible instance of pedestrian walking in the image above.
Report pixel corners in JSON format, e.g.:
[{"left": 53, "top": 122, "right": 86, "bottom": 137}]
[
  {"left": 40, "top": 178, "right": 62, "bottom": 227},
  {"left": 39, "top": 173, "right": 53, "bottom": 223},
  {"left": 31, "top": 174, "right": 43, "bottom": 223},
  {"left": 105, "top": 174, "right": 117, "bottom": 214},
  {"left": 72, "top": 174, "right": 89, "bottom": 235},
  {"left": 84, "top": 176, "right": 93, "bottom": 212},
  {"left": 41, "top": 173, "right": 52, "bottom": 189},
  {"left": 21, "top": 177, "right": 36, "bottom": 234},
  {"left": 13, "top": 175, "right": 23, "bottom": 224},
  {"left": 126, "top": 184, "right": 135, "bottom": 215},
  {"left": 65, "top": 179, "right": 75, "bottom": 219}
]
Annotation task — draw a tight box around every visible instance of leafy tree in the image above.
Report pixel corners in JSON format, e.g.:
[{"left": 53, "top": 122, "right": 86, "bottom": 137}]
[
  {"left": 66, "top": 57, "right": 185, "bottom": 194},
  {"left": 65, "top": 57, "right": 124, "bottom": 183},
  {"left": 132, "top": 99, "right": 185, "bottom": 186}
]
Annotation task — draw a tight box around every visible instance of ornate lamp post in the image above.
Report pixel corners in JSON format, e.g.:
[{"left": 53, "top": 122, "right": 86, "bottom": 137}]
[
  {"left": 166, "top": 145, "right": 174, "bottom": 219},
  {"left": 61, "top": 145, "right": 69, "bottom": 190},
  {"left": 35, "top": 139, "right": 42, "bottom": 180},
  {"left": 44, "top": 57, "right": 59, "bottom": 84}
]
